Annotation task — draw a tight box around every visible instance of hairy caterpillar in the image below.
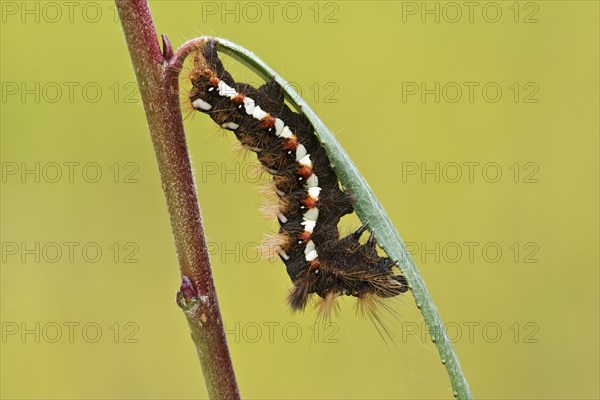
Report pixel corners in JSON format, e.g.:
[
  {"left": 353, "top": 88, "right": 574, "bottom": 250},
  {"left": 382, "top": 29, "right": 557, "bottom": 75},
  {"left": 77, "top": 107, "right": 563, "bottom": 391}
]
[{"left": 188, "top": 40, "right": 409, "bottom": 316}]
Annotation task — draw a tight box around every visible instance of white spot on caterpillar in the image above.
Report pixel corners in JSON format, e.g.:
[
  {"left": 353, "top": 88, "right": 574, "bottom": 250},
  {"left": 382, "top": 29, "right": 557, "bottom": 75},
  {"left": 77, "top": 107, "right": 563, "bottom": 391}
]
[
  {"left": 220, "top": 122, "right": 239, "bottom": 130},
  {"left": 274, "top": 119, "right": 285, "bottom": 136},
  {"left": 276, "top": 247, "right": 290, "bottom": 260},
  {"left": 304, "top": 240, "right": 315, "bottom": 252},
  {"left": 295, "top": 144, "right": 308, "bottom": 161},
  {"left": 279, "top": 126, "right": 293, "bottom": 138},
  {"left": 277, "top": 213, "right": 288, "bottom": 223},
  {"left": 303, "top": 207, "right": 319, "bottom": 222},
  {"left": 308, "top": 187, "right": 321, "bottom": 200},
  {"left": 252, "top": 106, "right": 268, "bottom": 120},
  {"left": 243, "top": 97, "right": 255, "bottom": 114},
  {"left": 218, "top": 81, "right": 237, "bottom": 98},
  {"left": 192, "top": 98, "right": 212, "bottom": 111},
  {"left": 302, "top": 219, "right": 317, "bottom": 233},
  {"left": 304, "top": 240, "right": 318, "bottom": 261},
  {"left": 298, "top": 154, "right": 312, "bottom": 168},
  {"left": 304, "top": 174, "right": 319, "bottom": 188}
]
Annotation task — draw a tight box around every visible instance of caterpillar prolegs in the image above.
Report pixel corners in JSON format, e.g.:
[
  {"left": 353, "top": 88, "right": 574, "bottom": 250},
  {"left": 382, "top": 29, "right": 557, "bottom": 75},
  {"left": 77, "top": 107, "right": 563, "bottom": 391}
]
[{"left": 188, "top": 40, "right": 409, "bottom": 315}]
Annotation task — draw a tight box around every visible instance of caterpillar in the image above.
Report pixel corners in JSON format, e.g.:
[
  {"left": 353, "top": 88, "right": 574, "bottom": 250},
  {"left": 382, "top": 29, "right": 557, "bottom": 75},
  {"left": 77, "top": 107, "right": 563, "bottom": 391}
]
[{"left": 188, "top": 40, "right": 409, "bottom": 316}]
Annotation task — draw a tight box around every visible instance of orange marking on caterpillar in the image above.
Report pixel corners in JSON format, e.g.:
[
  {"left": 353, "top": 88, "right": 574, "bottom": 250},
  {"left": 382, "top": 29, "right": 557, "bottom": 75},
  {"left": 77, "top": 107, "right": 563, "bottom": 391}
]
[
  {"left": 309, "top": 259, "right": 321, "bottom": 272},
  {"left": 302, "top": 197, "right": 318, "bottom": 209},
  {"left": 297, "top": 166, "right": 313, "bottom": 179},
  {"left": 232, "top": 94, "right": 245, "bottom": 105},
  {"left": 261, "top": 115, "right": 276, "bottom": 129},
  {"left": 298, "top": 231, "right": 312, "bottom": 243},
  {"left": 284, "top": 138, "right": 298, "bottom": 151}
]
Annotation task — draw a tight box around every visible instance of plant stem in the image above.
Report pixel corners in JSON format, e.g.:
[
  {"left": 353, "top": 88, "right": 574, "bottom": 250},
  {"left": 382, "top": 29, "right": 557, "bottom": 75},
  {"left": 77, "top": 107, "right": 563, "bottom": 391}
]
[
  {"left": 173, "top": 37, "right": 472, "bottom": 399},
  {"left": 115, "top": 3, "right": 239, "bottom": 399}
]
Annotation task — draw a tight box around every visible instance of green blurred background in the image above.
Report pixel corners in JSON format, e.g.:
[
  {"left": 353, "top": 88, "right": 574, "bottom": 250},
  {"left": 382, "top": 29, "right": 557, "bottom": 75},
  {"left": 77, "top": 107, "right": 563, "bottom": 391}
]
[{"left": 1, "top": 1, "right": 598, "bottom": 399}]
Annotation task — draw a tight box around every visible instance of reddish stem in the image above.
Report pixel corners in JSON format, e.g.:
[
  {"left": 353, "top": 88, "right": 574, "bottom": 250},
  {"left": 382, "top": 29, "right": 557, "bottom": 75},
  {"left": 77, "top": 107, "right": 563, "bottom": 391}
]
[{"left": 115, "top": 1, "right": 239, "bottom": 399}]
